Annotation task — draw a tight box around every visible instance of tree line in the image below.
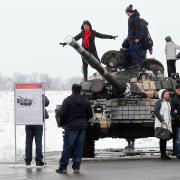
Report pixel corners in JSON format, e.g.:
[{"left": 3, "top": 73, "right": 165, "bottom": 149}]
[{"left": 0, "top": 73, "right": 81, "bottom": 91}]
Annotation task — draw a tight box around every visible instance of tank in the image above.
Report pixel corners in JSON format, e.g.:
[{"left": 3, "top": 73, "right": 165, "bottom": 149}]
[
  {"left": 64, "top": 36, "right": 179, "bottom": 157},
  {"left": 17, "top": 96, "right": 33, "bottom": 106}
]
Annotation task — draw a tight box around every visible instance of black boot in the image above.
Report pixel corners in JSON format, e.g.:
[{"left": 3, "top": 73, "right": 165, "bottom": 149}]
[
  {"left": 161, "top": 154, "right": 171, "bottom": 160},
  {"left": 36, "top": 161, "right": 44, "bottom": 166}
]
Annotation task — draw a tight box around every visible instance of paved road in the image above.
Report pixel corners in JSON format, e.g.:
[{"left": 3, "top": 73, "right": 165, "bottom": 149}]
[{"left": 0, "top": 158, "right": 180, "bottom": 180}]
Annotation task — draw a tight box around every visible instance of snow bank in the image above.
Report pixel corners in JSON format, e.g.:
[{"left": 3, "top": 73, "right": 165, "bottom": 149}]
[{"left": 0, "top": 91, "right": 172, "bottom": 163}]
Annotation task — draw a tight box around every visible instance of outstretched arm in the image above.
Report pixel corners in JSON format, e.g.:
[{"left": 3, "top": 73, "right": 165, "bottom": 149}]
[
  {"left": 74, "top": 32, "right": 83, "bottom": 41},
  {"left": 174, "top": 44, "right": 180, "bottom": 50},
  {"left": 95, "top": 31, "right": 118, "bottom": 40}
]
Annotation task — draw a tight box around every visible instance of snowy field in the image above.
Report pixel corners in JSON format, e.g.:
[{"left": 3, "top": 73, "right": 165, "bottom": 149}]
[{"left": 0, "top": 91, "right": 172, "bottom": 163}]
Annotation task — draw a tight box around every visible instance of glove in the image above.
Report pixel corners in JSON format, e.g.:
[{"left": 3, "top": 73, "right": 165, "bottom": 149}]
[
  {"left": 111, "top": 35, "right": 118, "bottom": 40},
  {"left": 149, "top": 48, "right": 153, "bottom": 55},
  {"left": 135, "top": 39, "right": 139, "bottom": 43},
  {"left": 59, "top": 42, "right": 67, "bottom": 47}
]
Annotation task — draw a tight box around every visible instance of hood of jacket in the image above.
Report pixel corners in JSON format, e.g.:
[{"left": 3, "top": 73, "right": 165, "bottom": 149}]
[
  {"left": 141, "top": 18, "right": 148, "bottom": 26},
  {"left": 130, "top": 9, "right": 140, "bottom": 18},
  {"left": 81, "top": 20, "right": 92, "bottom": 30},
  {"left": 158, "top": 89, "right": 166, "bottom": 100}
]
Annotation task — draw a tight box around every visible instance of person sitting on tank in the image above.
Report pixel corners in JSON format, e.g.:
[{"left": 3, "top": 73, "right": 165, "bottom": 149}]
[
  {"left": 60, "top": 20, "right": 118, "bottom": 81},
  {"left": 120, "top": 38, "right": 132, "bottom": 68}
]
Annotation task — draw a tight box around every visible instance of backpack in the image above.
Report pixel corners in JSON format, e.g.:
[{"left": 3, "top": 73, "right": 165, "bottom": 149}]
[
  {"left": 141, "top": 19, "right": 153, "bottom": 52},
  {"left": 55, "top": 105, "right": 65, "bottom": 127}
]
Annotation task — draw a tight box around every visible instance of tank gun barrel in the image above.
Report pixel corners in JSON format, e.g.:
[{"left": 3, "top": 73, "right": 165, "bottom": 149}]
[{"left": 65, "top": 35, "right": 126, "bottom": 94}]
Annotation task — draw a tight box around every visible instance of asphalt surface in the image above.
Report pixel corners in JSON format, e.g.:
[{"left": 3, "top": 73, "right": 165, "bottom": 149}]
[{"left": 0, "top": 158, "right": 180, "bottom": 180}]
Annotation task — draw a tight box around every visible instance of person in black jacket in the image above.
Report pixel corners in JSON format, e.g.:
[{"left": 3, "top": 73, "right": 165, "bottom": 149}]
[
  {"left": 60, "top": 20, "right": 117, "bottom": 81},
  {"left": 56, "top": 84, "right": 93, "bottom": 174},
  {"left": 25, "top": 95, "right": 49, "bottom": 166},
  {"left": 171, "top": 83, "right": 180, "bottom": 159},
  {"left": 125, "top": 5, "right": 144, "bottom": 65}
]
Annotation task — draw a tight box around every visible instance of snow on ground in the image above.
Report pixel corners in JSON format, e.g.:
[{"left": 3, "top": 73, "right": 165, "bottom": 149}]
[{"left": 0, "top": 91, "right": 172, "bottom": 163}]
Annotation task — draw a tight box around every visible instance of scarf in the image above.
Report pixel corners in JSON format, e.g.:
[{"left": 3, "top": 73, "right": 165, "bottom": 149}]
[{"left": 83, "top": 29, "right": 91, "bottom": 49}]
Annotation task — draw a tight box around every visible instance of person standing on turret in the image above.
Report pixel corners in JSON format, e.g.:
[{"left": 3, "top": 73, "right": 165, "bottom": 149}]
[
  {"left": 60, "top": 20, "right": 117, "bottom": 81},
  {"left": 125, "top": 5, "right": 153, "bottom": 66},
  {"left": 125, "top": 5, "right": 141, "bottom": 65}
]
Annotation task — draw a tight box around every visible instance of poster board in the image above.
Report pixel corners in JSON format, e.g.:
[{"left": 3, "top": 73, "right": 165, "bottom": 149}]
[{"left": 14, "top": 83, "right": 44, "bottom": 125}]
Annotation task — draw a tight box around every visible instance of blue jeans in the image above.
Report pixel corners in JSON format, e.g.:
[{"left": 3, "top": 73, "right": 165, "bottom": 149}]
[
  {"left": 140, "top": 48, "right": 147, "bottom": 61},
  {"left": 59, "top": 129, "right": 86, "bottom": 170},
  {"left": 175, "top": 127, "right": 180, "bottom": 158},
  {"left": 129, "top": 41, "right": 141, "bottom": 65},
  {"left": 25, "top": 125, "right": 43, "bottom": 163}
]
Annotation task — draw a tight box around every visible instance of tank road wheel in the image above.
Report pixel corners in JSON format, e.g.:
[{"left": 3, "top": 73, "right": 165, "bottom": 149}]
[{"left": 83, "top": 125, "right": 95, "bottom": 158}]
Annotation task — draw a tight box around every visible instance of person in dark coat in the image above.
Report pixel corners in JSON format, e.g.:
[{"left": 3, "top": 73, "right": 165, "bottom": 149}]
[
  {"left": 25, "top": 95, "right": 49, "bottom": 166},
  {"left": 140, "top": 18, "right": 149, "bottom": 59},
  {"left": 56, "top": 84, "right": 93, "bottom": 174},
  {"left": 125, "top": 5, "right": 143, "bottom": 65},
  {"left": 60, "top": 20, "right": 117, "bottom": 81},
  {"left": 171, "top": 83, "right": 180, "bottom": 159}
]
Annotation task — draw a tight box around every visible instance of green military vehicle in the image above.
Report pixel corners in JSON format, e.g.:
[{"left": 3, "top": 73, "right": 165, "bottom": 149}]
[{"left": 61, "top": 36, "right": 178, "bottom": 157}]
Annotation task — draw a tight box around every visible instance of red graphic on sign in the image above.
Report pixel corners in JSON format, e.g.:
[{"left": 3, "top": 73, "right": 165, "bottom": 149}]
[{"left": 16, "top": 84, "right": 42, "bottom": 89}]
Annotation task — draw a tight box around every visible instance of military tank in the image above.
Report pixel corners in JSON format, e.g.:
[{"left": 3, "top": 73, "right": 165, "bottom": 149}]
[
  {"left": 17, "top": 96, "right": 33, "bottom": 106},
  {"left": 64, "top": 36, "right": 179, "bottom": 157}
]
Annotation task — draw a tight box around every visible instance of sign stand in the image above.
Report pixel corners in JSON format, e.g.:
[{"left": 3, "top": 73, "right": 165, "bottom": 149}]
[{"left": 14, "top": 83, "right": 46, "bottom": 165}]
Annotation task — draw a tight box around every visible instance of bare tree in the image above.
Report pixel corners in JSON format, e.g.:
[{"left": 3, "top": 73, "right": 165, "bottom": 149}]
[{"left": 0, "top": 73, "right": 81, "bottom": 91}]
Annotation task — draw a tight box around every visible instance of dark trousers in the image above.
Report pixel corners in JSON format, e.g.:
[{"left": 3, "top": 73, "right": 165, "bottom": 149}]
[
  {"left": 25, "top": 125, "right": 43, "bottom": 163},
  {"left": 59, "top": 129, "right": 86, "bottom": 170},
  {"left": 175, "top": 127, "right": 180, "bottom": 158},
  {"left": 160, "top": 139, "right": 167, "bottom": 156},
  {"left": 167, "top": 60, "right": 176, "bottom": 77},
  {"left": 129, "top": 41, "right": 141, "bottom": 65},
  {"left": 82, "top": 50, "right": 100, "bottom": 80},
  {"left": 172, "top": 126, "right": 176, "bottom": 155},
  {"left": 140, "top": 49, "right": 147, "bottom": 61}
]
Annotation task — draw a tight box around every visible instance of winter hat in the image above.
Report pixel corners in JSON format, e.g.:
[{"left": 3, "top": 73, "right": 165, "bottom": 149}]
[
  {"left": 81, "top": 20, "right": 92, "bottom": 30},
  {"left": 165, "top": 36, "right": 172, "bottom": 42},
  {"left": 126, "top": 5, "right": 134, "bottom": 13},
  {"left": 158, "top": 89, "right": 168, "bottom": 100},
  {"left": 72, "top": 84, "right": 82, "bottom": 94},
  {"left": 175, "top": 83, "right": 180, "bottom": 89}
]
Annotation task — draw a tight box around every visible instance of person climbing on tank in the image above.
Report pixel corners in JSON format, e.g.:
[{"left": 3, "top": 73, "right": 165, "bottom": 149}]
[
  {"left": 60, "top": 20, "right": 118, "bottom": 81},
  {"left": 165, "top": 36, "right": 180, "bottom": 77},
  {"left": 140, "top": 18, "right": 153, "bottom": 59},
  {"left": 120, "top": 38, "right": 132, "bottom": 68}
]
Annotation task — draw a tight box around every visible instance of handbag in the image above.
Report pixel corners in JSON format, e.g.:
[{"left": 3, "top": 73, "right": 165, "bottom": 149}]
[{"left": 154, "top": 123, "right": 173, "bottom": 140}]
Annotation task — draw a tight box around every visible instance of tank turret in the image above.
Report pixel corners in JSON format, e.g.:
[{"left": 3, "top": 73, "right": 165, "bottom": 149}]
[{"left": 17, "top": 96, "right": 33, "bottom": 106}]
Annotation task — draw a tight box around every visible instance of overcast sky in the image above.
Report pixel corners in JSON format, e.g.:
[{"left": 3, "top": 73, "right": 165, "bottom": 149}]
[{"left": 0, "top": 0, "right": 180, "bottom": 79}]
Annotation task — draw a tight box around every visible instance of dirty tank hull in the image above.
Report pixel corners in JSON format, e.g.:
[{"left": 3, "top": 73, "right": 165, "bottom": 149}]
[
  {"left": 82, "top": 71, "right": 177, "bottom": 157},
  {"left": 65, "top": 36, "right": 178, "bottom": 157}
]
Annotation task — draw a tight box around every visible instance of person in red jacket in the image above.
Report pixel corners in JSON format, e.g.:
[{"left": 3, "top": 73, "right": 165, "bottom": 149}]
[{"left": 60, "top": 20, "right": 117, "bottom": 81}]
